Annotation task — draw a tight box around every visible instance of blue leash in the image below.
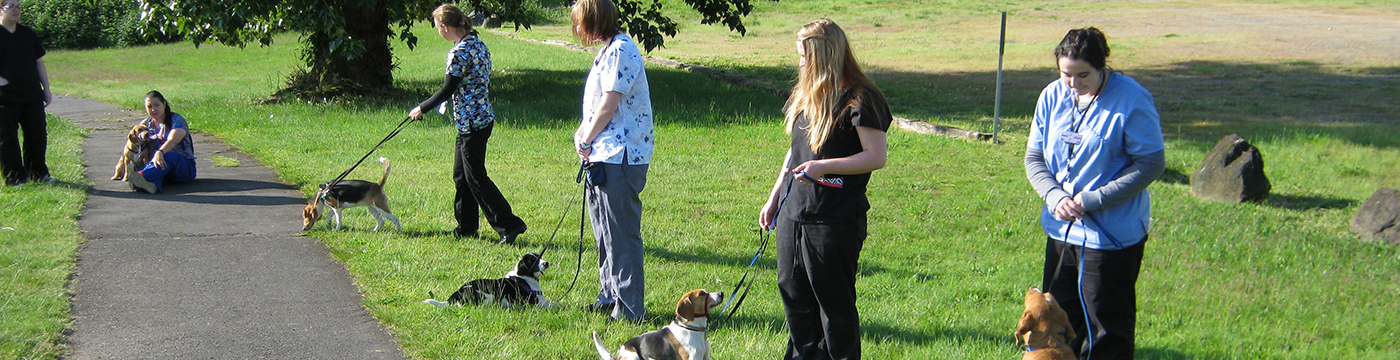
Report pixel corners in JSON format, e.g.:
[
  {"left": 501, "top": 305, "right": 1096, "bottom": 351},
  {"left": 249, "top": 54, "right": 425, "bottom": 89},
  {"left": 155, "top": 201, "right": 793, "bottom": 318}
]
[{"left": 715, "top": 175, "right": 796, "bottom": 324}]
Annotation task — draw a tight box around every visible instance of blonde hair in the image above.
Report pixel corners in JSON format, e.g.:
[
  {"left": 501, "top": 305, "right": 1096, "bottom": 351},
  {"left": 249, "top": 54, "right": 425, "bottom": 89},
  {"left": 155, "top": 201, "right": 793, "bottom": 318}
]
[
  {"left": 433, "top": 4, "right": 471, "bottom": 32},
  {"left": 784, "top": 19, "right": 875, "bottom": 153},
  {"left": 571, "top": 0, "right": 622, "bottom": 45}
]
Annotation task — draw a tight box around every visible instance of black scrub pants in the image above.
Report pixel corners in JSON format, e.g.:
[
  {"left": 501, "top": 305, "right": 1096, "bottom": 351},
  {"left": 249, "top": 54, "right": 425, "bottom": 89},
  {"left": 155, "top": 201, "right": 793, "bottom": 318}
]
[
  {"left": 1042, "top": 236, "right": 1147, "bottom": 360},
  {"left": 452, "top": 124, "right": 526, "bottom": 237},
  {"left": 776, "top": 218, "right": 866, "bottom": 360},
  {"left": 0, "top": 101, "right": 48, "bottom": 184}
]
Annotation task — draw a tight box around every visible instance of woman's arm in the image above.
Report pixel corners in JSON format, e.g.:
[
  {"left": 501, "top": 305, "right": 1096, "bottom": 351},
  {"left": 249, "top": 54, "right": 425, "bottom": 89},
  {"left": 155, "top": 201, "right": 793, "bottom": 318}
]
[
  {"left": 38, "top": 58, "right": 52, "bottom": 107},
  {"left": 1026, "top": 148, "right": 1081, "bottom": 221},
  {"left": 1077, "top": 150, "right": 1165, "bottom": 211},
  {"left": 410, "top": 74, "right": 463, "bottom": 120},
  {"left": 574, "top": 90, "right": 622, "bottom": 159},
  {"left": 789, "top": 126, "right": 886, "bottom": 181},
  {"left": 149, "top": 127, "right": 187, "bottom": 169},
  {"left": 758, "top": 148, "right": 794, "bottom": 230}
]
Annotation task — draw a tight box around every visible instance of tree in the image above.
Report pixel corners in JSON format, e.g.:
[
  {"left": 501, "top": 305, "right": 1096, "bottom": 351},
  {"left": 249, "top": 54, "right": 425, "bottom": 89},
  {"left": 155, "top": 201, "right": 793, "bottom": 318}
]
[{"left": 137, "top": 0, "right": 766, "bottom": 98}]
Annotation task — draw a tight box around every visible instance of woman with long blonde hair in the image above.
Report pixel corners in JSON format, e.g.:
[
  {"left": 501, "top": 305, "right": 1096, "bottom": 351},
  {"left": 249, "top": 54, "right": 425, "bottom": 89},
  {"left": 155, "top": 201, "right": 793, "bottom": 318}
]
[{"left": 758, "top": 19, "right": 890, "bottom": 360}]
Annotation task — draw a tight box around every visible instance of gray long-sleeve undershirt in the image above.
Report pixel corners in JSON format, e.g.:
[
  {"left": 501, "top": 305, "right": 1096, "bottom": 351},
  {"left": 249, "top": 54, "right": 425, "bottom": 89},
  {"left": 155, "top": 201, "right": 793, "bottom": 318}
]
[{"left": 1024, "top": 148, "right": 1166, "bottom": 212}]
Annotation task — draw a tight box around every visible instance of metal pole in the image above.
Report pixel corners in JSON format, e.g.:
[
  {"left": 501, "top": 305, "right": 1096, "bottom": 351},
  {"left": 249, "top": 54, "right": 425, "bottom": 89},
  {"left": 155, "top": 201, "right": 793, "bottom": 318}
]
[{"left": 993, "top": 12, "right": 1006, "bottom": 144}]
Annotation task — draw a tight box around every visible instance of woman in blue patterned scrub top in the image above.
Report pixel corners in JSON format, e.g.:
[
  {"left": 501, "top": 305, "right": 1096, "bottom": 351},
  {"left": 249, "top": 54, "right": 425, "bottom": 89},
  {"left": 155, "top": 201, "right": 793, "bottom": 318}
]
[
  {"left": 571, "top": 0, "right": 654, "bottom": 323},
  {"left": 410, "top": 4, "right": 527, "bottom": 244}
]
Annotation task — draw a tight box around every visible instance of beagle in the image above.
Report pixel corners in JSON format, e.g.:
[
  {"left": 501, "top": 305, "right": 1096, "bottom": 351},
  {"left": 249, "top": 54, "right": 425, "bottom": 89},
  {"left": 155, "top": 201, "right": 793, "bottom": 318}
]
[
  {"left": 1015, "top": 286, "right": 1077, "bottom": 360},
  {"left": 592, "top": 289, "right": 724, "bottom": 360},
  {"left": 302, "top": 157, "right": 401, "bottom": 232},
  {"left": 423, "top": 252, "right": 559, "bottom": 308},
  {"left": 112, "top": 123, "right": 152, "bottom": 181}
]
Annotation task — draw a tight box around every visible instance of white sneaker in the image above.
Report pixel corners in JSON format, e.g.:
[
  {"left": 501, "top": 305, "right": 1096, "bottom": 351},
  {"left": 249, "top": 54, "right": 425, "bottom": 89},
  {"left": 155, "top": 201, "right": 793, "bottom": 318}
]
[
  {"left": 40, "top": 176, "right": 57, "bottom": 184},
  {"left": 126, "top": 167, "right": 157, "bottom": 193}
]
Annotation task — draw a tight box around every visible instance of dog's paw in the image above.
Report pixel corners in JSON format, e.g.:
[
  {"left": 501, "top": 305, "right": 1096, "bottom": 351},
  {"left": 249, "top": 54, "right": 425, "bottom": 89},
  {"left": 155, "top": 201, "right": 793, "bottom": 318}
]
[{"left": 423, "top": 299, "right": 450, "bottom": 308}]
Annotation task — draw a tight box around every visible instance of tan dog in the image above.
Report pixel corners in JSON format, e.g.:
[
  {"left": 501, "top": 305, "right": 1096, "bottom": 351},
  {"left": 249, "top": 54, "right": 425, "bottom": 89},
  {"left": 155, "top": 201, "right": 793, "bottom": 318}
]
[
  {"left": 1015, "top": 286, "right": 1077, "bottom": 360},
  {"left": 112, "top": 123, "right": 152, "bottom": 181},
  {"left": 593, "top": 289, "right": 724, "bottom": 360},
  {"left": 302, "top": 158, "right": 401, "bottom": 231}
]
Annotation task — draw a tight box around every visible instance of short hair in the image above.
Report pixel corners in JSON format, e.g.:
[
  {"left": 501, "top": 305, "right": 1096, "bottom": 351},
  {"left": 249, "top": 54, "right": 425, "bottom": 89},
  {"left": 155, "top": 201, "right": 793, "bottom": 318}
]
[
  {"left": 571, "top": 0, "right": 622, "bottom": 45},
  {"left": 433, "top": 4, "right": 472, "bottom": 32},
  {"left": 1054, "top": 27, "right": 1110, "bottom": 69}
]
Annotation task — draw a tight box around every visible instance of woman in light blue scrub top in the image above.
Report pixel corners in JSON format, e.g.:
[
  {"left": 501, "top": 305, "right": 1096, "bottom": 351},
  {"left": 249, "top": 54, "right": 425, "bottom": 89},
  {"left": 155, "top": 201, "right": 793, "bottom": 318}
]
[{"left": 1024, "top": 27, "right": 1165, "bottom": 360}]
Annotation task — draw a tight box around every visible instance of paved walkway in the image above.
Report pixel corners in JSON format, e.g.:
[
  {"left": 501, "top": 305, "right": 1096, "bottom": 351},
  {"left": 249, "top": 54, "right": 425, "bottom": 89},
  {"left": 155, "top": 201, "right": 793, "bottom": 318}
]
[{"left": 52, "top": 95, "right": 403, "bottom": 359}]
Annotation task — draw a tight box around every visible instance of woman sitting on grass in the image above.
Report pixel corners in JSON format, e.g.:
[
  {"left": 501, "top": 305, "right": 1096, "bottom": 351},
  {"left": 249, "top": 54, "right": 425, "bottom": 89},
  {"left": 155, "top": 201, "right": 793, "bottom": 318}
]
[{"left": 126, "top": 90, "right": 196, "bottom": 193}]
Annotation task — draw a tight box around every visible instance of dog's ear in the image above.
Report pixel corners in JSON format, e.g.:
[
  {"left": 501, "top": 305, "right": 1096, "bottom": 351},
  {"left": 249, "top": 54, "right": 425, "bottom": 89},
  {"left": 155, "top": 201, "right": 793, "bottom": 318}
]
[{"left": 676, "top": 293, "right": 696, "bottom": 321}]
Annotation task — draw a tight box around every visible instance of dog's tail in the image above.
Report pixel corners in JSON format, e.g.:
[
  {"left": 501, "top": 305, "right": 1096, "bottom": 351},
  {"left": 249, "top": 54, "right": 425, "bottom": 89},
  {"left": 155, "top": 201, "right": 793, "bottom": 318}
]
[
  {"left": 377, "top": 157, "right": 391, "bottom": 187},
  {"left": 591, "top": 331, "right": 615, "bottom": 360}
]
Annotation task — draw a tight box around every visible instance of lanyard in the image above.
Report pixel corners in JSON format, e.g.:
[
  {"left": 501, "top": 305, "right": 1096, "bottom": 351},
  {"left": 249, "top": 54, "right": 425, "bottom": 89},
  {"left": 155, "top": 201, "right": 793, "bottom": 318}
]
[{"left": 1066, "top": 69, "right": 1108, "bottom": 158}]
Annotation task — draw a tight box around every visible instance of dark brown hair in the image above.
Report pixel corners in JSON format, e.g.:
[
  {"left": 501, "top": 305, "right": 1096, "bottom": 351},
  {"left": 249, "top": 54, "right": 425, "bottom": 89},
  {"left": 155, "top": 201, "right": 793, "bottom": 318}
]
[
  {"left": 1054, "top": 27, "right": 1110, "bottom": 69},
  {"left": 571, "top": 0, "right": 622, "bottom": 45},
  {"left": 145, "top": 90, "right": 173, "bottom": 129}
]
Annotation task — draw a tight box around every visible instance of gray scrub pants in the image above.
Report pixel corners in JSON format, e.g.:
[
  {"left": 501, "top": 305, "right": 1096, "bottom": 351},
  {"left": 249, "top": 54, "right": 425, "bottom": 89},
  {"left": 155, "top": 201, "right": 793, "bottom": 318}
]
[{"left": 587, "top": 161, "right": 648, "bottom": 321}]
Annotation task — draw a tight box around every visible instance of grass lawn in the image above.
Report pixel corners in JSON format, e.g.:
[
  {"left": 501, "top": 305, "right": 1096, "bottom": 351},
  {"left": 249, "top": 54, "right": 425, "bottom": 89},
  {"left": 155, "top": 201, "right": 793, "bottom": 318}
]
[
  {"left": 0, "top": 115, "right": 88, "bottom": 359},
  {"left": 11, "top": 0, "right": 1400, "bottom": 358}
]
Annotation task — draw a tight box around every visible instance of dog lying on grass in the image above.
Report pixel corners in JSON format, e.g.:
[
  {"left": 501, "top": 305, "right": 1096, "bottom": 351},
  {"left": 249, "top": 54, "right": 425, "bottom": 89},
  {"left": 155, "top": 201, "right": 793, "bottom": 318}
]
[
  {"left": 1015, "top": 286, "right": 1077, "bottom": 360},
  {"left": 424, "top": 252, "right": 558, "bottom": 308},
  {"left": 111, "top": 123, "right": 152, "bottom": 181},
  {"left": 301, "top": 157, "right": 401, "bottom": 232},
  {"left": 592, "top": 289, "right": 724, "bottom": 360}
]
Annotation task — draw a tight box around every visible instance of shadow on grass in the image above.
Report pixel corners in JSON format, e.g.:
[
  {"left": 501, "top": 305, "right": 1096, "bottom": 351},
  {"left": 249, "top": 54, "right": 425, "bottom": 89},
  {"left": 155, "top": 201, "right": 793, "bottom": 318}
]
[
  {"left": 1158, "top": 167, "right": 1191, "bottom": 186},
  {"left": 812, "top": 61, "right": 1399, "bottom": 151},
  {"left": 1264, "top": 193, "right": 1357, "bottom": 210}
]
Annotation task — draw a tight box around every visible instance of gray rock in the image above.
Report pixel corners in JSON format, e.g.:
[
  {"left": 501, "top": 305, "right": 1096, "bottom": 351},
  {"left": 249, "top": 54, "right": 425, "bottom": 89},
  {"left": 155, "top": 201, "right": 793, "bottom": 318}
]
[
  {"left": 1191, "top": 134, "right": 1271, "bottom": 203},
  {"left": 1351, "top": 187, "right": 1400, "bottom": 245},
  {"left": 484, "top": 15, "right": 503, "bottom": 29}
]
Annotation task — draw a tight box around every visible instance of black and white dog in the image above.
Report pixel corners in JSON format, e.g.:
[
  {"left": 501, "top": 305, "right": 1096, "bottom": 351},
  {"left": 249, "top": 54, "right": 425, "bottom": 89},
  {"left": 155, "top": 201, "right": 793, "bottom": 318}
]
[{"left": 424, "top": 252, "right": 558, "bottom": 308}]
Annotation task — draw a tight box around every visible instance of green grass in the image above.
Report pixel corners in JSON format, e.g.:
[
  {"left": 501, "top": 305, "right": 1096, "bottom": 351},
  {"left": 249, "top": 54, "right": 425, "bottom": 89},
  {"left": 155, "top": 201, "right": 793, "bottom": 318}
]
[
  {"left": 12, "top": 0, "right": 1400, "bottom": 358},
  {"left": 0, "top": 115, "right": 88, "bottom": 359}
]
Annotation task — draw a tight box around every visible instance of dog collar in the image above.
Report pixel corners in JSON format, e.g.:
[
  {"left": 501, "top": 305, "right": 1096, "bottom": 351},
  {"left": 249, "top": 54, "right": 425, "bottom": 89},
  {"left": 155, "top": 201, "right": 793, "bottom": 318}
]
[
  {"left": 1022, "top": 345, "right": 1042, "bottom": 353},
  {"left": 509, "top": 276, "right": 543, "bottom": 295},
  {"left": 671, "top": 320, "right": 708, "bottom": 333}
]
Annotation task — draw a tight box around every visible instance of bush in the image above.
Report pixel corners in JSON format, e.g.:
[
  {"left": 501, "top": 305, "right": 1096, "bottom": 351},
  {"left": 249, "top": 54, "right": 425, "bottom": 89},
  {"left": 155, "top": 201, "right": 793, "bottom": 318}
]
[{"left": 22, "top": 0, "right": 175, "bottom": 50}]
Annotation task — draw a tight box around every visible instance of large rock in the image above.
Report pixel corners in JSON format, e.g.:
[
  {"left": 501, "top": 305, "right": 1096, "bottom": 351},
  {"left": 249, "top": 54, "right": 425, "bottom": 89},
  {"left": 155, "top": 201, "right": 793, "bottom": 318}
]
[
  {"left": 1352, "top": 188, "right": 1400, "bottom": 245},
  {"left": 1191, "top": 134, "right": 1271, "bottom": 203}
]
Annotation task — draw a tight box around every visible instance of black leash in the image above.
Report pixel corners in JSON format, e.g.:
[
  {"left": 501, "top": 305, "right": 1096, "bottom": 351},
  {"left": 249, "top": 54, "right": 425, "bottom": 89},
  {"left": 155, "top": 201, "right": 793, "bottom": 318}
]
[
  {"left": 325, "top": 116, "right": 415, "bottom": 187},
  {"left": 539, "top": 161, "right": 590, "bottom": 298},
  {"left": 714, "top": 175, "right": 796, "bottom": 325}
]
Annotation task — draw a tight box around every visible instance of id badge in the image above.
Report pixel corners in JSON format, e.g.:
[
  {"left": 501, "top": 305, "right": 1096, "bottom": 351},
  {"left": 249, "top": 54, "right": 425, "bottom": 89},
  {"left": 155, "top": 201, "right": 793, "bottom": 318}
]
[
  {"left": 1060, "top": 131, "right": 1083, "bottom": 145},
  {"left": 438, "top": 102, "right": 448, "bottom": 114}
]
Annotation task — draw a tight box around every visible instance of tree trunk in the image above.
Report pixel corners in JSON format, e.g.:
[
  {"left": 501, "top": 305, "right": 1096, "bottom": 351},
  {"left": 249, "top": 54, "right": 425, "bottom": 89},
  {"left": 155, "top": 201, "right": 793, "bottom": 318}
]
[{"left": 299, "top": 0, "right": 394, "bottom": 95}]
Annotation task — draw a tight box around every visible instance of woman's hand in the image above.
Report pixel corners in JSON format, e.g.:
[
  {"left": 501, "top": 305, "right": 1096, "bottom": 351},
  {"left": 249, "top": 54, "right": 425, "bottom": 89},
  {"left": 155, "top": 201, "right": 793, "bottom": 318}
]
[
  {"left": 758, "top": 199, "right": 779, "bottom": 231},
  {"left": 408, "top": 106, "right": 424, "bottom": 120},
  {"left": 150, "top": 150, "right": 168, "bottom": 170},
  {"left": 576, "top": 145, "right": 592, "bottom": 161},
  {"left": 1054, "top": 195, "right": 1085, "bottom": 222},
  {"left": 790, "top": 160, "right": 827, "bottom": 184}
]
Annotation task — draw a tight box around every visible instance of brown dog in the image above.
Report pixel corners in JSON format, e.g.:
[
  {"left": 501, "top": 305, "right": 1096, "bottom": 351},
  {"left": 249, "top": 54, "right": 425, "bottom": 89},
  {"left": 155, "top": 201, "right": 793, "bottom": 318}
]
[
  {"left": 592, "top": 289, "right": 724, "bottom": 360},
  {"left": 302, "top": 157, "right": 401, "bottom": 232},
  {"left": 1015, "top": 286, "right": 1077, "bottom": 360},
  {"left": 112, "top": 123, "right": 152, "bottom": 181}
]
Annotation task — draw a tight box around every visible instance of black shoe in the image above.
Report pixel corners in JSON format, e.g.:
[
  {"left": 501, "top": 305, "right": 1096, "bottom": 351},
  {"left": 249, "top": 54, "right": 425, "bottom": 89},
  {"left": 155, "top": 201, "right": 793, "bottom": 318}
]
[{"left": 497, "top": 227, "right": 526, "bottom": 245}]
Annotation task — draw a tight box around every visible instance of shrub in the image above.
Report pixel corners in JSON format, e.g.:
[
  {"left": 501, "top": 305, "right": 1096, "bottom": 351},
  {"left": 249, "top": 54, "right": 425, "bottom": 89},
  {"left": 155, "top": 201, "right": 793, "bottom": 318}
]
[{"left": 21, "top": 0, "right": 175, "bottom": 50}]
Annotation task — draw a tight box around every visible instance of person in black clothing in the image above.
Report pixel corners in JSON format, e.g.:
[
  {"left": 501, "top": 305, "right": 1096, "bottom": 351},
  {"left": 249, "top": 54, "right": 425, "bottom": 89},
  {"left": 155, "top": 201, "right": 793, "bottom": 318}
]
[
  {"left": 757, "top": 19, "right": 891, "bottom": 360},
  {"left": 408, "top": 4, "right": 526, "bottom": 244},
  {"left": 0, "top": 0, "right": 54, "bottom": 186}
]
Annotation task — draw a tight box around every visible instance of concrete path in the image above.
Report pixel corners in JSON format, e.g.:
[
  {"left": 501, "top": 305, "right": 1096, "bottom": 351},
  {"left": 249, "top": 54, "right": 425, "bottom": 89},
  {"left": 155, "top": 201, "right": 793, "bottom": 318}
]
[{"left": 52, "top": 95, "right": 404, "bottom": 359}]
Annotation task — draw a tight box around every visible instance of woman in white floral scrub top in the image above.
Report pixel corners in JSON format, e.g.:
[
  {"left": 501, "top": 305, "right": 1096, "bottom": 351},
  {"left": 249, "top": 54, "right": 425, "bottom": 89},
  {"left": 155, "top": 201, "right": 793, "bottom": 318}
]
[{"left": 571, "top": 0, "right": 654, "bottom": 323}]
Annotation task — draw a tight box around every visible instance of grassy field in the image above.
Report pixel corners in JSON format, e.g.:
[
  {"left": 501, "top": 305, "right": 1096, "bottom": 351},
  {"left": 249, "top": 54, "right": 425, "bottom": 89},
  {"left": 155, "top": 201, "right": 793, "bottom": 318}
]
[
  {"left": 0, "top": 116, "right": 88, "bottom": 359},
  {"left": 7, "top": 0, "right": 1399, "bottom": 358}
]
